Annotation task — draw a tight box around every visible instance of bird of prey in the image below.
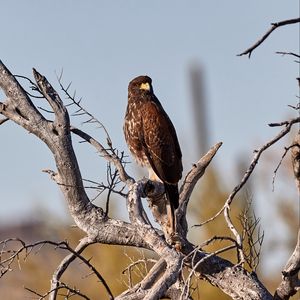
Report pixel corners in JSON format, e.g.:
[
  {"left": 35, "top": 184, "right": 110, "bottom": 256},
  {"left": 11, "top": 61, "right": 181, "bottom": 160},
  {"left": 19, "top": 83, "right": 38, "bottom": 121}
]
[{"left": 124, "top": 75, "right": 182, "bottom": 234}]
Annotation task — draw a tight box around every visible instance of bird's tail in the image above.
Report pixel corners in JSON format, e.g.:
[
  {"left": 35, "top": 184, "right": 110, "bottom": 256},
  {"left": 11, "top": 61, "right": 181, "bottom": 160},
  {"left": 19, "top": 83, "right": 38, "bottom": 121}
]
[
  {"left": 164, "top": 183, "right": 179, "bottom": 209},
  {"left": 164, "top": 183, "right": 179, "bottom": 235}
]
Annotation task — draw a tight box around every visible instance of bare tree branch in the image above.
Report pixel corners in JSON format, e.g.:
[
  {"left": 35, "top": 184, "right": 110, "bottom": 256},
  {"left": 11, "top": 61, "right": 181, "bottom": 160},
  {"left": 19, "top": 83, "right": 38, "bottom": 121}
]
[
  {"left": 139, "top": 258, "right": 166, "bottom": 290},
  {"left": 274, "top": 229, "right": 300, "bottom": 300},
  {"left": 272, "top": 144, "right": 298, "bottom": 191},
  {"left": 276, "top": 51, "right": 300, "bottom": 63},
  {"left": 238, "top": 17, "right": 300, "bottom": 58},
  {"left": 276, "top": 51, "right": 300, "bottom": 59},
  {"left": 49, "top": 237, "right": 113, "bottom": 300},
  {"left": 0, "top": 60, "right": 149, "bottom": 251},
  {"left": 0, "top": 60, "right": 281, "bottom": 300},
  {"left": 0, "top": 117, "right": 9, "bottom": 125},
  {"left": 177, "top": 142, "right": 222, "bottom": 237},
  {"left": 0, "top": 238, "right": 113, "bottom": 299},
  {"left": 56, "top": 282, "right": 91, "bottom": 300},
  {"left": 179, "top": 142, "right": 223, "bottom": 209},
  {"left": 239, "top": 201, "right": 264, "bottom": 271},
  {"left": 195, "top": 116, "right": 300, "bottom": 230},
  {"left": 126, "top": 179, "right": 183, "bottom": 300},
  {"left": 143, "top": 142, "right": 222, "bottom": 245},
  {"left": 227, "top": 117, "right": 299, "bottom": 209},
  {"left": 291, "top": 131, "right": 300, "bottom": 192},
  {"left": 191, "top": 116, "right": 300, "bottom": 267},
  {"left": 26, "top": 282, "right": 91, "bottom": 300},
  {"left": 181, "top": 241, "right": 273, "bottom": 300},
  {"left": 56, "top": 72, "right": 113, "bottom": 145},
  {"left": 70, "top": 126, "right": 133, "bottom": 184}
]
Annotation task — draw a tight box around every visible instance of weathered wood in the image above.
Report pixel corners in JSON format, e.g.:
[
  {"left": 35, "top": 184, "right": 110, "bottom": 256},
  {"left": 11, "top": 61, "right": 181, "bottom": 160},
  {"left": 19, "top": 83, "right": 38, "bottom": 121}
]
[{"left": 1, "top": 60, "right": 297, "bottom": 300}]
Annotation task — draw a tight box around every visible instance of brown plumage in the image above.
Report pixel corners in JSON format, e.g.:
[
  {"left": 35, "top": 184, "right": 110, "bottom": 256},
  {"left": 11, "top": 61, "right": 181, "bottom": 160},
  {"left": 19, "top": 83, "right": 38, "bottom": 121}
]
[{"left": 124, "top": 75, "right": 182, "bottom": 233}]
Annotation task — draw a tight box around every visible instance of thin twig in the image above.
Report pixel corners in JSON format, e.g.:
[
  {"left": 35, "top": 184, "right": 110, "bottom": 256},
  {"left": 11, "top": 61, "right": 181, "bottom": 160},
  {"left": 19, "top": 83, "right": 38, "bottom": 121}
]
[
  {"left": 14, "top": 74, "right": 44, "bottom": 98},
  {"left": 272, "top": 144, "right": 297, "bottom": 191},
  {"left": 274, "top": 229, "right": 300, "bottom": 299},
  {"left": 0, "top": 117, "right": 9, "bottom": 125},
  {"left": 198, "top": 235, "right": 238, "bottom": 249},
  {"left": 276, "top": 51, "right": 300, "bottom": 59},
  {"left": 238, "top": 201, "right": 264, "bottom": 271},
  {"left": 238, "top": 18, "right": 300, "bottom": 58},
  {"left": 195, "top": 116, "right": 300, "bottom": 228},
  {"left": 181, "top": 244, "right": 236, "bottom": 299},
  {"left": 193, "top": 117, "right": 300, "bottom": 264},
  {"left": 49, "top": 237, "right": 114, "bottom": 300},
  {"left": 122, "top": 258, "right": 157, "bottom": 275},
  {"left": 59, "top": 282, "right": 91, "bottom": 300},
  {"left": 70, "top": 126, "right": 133, "bottom": 184},
  {"left": 26, "top": 282, "right": 91, "bottom": 300},
  {"left": 56, "top": 71, "right": 113, "bottom": 145},
  {"left": 24, "top": 286, "right": 45, "bottom": 298},
  {"left": 0, "top": 238, "right": 113, "bottom": 300},
  {"left": 105, "top": 162, "right": 121, "bottom": 216},
  {"left": 224, "top": 206, "right": 245, "bottom": 264},
  {"left": 269, "top": 121, "right": 290, "bottom": 127}
]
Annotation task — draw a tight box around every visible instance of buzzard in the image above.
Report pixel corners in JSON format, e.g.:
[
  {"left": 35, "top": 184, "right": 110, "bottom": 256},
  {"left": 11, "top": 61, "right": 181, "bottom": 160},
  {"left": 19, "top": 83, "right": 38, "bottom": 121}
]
[{"left": 124, "top": 75, "right": 182, "bottom": 234}]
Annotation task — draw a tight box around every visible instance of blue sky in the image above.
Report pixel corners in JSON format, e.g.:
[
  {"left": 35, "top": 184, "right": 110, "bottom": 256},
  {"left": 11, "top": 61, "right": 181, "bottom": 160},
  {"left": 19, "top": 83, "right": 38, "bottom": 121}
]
[{"left": 0, "top": 0, "right": 299, "bottom": 273}]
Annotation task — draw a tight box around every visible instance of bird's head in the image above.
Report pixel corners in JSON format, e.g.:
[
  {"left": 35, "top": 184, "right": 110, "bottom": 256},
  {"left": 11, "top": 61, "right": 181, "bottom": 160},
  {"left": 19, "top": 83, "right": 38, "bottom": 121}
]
[{"left": 128, "top": 75, "right": 153, "bottom": 95}]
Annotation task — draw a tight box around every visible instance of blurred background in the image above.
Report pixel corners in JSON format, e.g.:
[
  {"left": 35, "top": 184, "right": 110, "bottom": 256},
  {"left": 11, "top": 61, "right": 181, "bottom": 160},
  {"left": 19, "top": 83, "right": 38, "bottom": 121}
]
[{"left": 0, "top": 1, "right": 299, "bottom": 299}]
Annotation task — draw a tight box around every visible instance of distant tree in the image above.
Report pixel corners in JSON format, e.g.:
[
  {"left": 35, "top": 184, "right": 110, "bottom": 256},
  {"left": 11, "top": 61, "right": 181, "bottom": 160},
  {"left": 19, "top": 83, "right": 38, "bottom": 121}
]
[{"left": 0, "top": 17, "right": 299, "bottom": 300}]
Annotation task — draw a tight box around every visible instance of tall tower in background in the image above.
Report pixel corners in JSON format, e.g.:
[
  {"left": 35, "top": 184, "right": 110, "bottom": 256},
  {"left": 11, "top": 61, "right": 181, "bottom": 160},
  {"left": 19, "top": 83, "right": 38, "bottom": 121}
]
[{"left": 189, "top": 63, "right": 210, "bottom": 157}]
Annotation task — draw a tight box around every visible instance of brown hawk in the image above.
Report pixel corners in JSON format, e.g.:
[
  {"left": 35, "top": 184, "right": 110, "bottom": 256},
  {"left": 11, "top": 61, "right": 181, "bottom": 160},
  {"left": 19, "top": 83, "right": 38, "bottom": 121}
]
[{"left": 124, "top": 75, "right": 183, "bottom": 234}]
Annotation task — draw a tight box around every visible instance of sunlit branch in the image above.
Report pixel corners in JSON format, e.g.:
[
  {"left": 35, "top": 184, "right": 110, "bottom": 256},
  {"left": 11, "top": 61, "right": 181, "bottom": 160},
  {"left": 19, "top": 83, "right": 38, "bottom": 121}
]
[{"left": 238, "top": 18, "right": 300, "bottom": 58}]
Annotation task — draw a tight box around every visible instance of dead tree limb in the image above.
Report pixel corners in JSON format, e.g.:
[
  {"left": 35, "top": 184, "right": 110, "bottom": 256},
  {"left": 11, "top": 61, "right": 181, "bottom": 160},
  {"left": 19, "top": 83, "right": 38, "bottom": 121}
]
[
  {"left": 0, "top": 60, "right": 148, "bottom": 249},
  {"left": 0, "top": 238, "right": 113, "bottom": 299},
  {"left": 149, "top": 142, "right": 223, "bottom": 239},
  {"left": 181, "top": 242, "right": 273, "bottom": 300},
  {"left": 0, "top": 60, "right": 285, "bottom": 299},
  {"left": 0, "top": 117, "right": 8, "bottom": 125},
  {"left": 238, "top": 17, "right": 300, "bottom": 58},
  {"left": 125, "top": 179, "right": 183, "bottom": 300},
  {"left": 291, "top": 131, "right": 300, "bottom": 192},
  {"left": 274, "top": 229, "right": 300, "bottom": 300},
  {"left": 276, "top": 51, "right": 300, "bottom": 60},
  {"left": 195, "top": 116, "right": 300, "bottom": 228},
  {"left": 49, "top": 237, "right": 113, "bottom": 300}
]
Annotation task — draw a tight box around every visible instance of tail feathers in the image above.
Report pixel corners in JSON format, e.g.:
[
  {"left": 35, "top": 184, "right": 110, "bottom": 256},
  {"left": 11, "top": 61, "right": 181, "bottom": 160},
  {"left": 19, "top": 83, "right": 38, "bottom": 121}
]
[
  {"left": 164, "top": 183, "right": 179, "bottom": 209},
  {"left": 164, "top": 183, "right": 179, "bottom": 235}
]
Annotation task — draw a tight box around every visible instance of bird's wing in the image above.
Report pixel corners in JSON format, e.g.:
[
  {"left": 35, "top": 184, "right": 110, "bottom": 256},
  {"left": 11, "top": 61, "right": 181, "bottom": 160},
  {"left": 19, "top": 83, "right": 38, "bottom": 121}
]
[{"left": 141, "top": 100, "right": 182, "bottom": 184}]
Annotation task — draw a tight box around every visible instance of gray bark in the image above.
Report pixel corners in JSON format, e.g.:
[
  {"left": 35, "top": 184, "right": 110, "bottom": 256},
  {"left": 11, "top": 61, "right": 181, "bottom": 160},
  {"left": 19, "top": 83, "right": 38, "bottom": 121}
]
[{"left": 0, "top": 60, "right": 297, "bottom": 300}]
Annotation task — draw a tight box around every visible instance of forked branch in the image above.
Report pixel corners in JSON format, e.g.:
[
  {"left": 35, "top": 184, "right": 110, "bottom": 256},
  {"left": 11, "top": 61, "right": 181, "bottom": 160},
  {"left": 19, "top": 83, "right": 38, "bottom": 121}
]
[
  {"left": 291, "top": 131, "right": 300, "bottom": 192},
  {"left": 274, "top": 229, "right": 300, "bottom": 300},
  {"left": 0, "top": 60, "right": 280, "bottom": 300},
  {"left": 195, "top": 117, "right": 300, "bottom": 226},
  {"left": 0, "top": 238, "right": 113, "bottom": 299},
  {"left": 238, "top": 18, "right": 300, "bottom": 58}
]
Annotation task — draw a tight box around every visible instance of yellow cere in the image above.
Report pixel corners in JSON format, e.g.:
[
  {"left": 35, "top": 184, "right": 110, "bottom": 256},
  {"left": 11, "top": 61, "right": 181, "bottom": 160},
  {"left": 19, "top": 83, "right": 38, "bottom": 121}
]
[{"left": 140, "top": 82, "right": 150, "bottom": 91}]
